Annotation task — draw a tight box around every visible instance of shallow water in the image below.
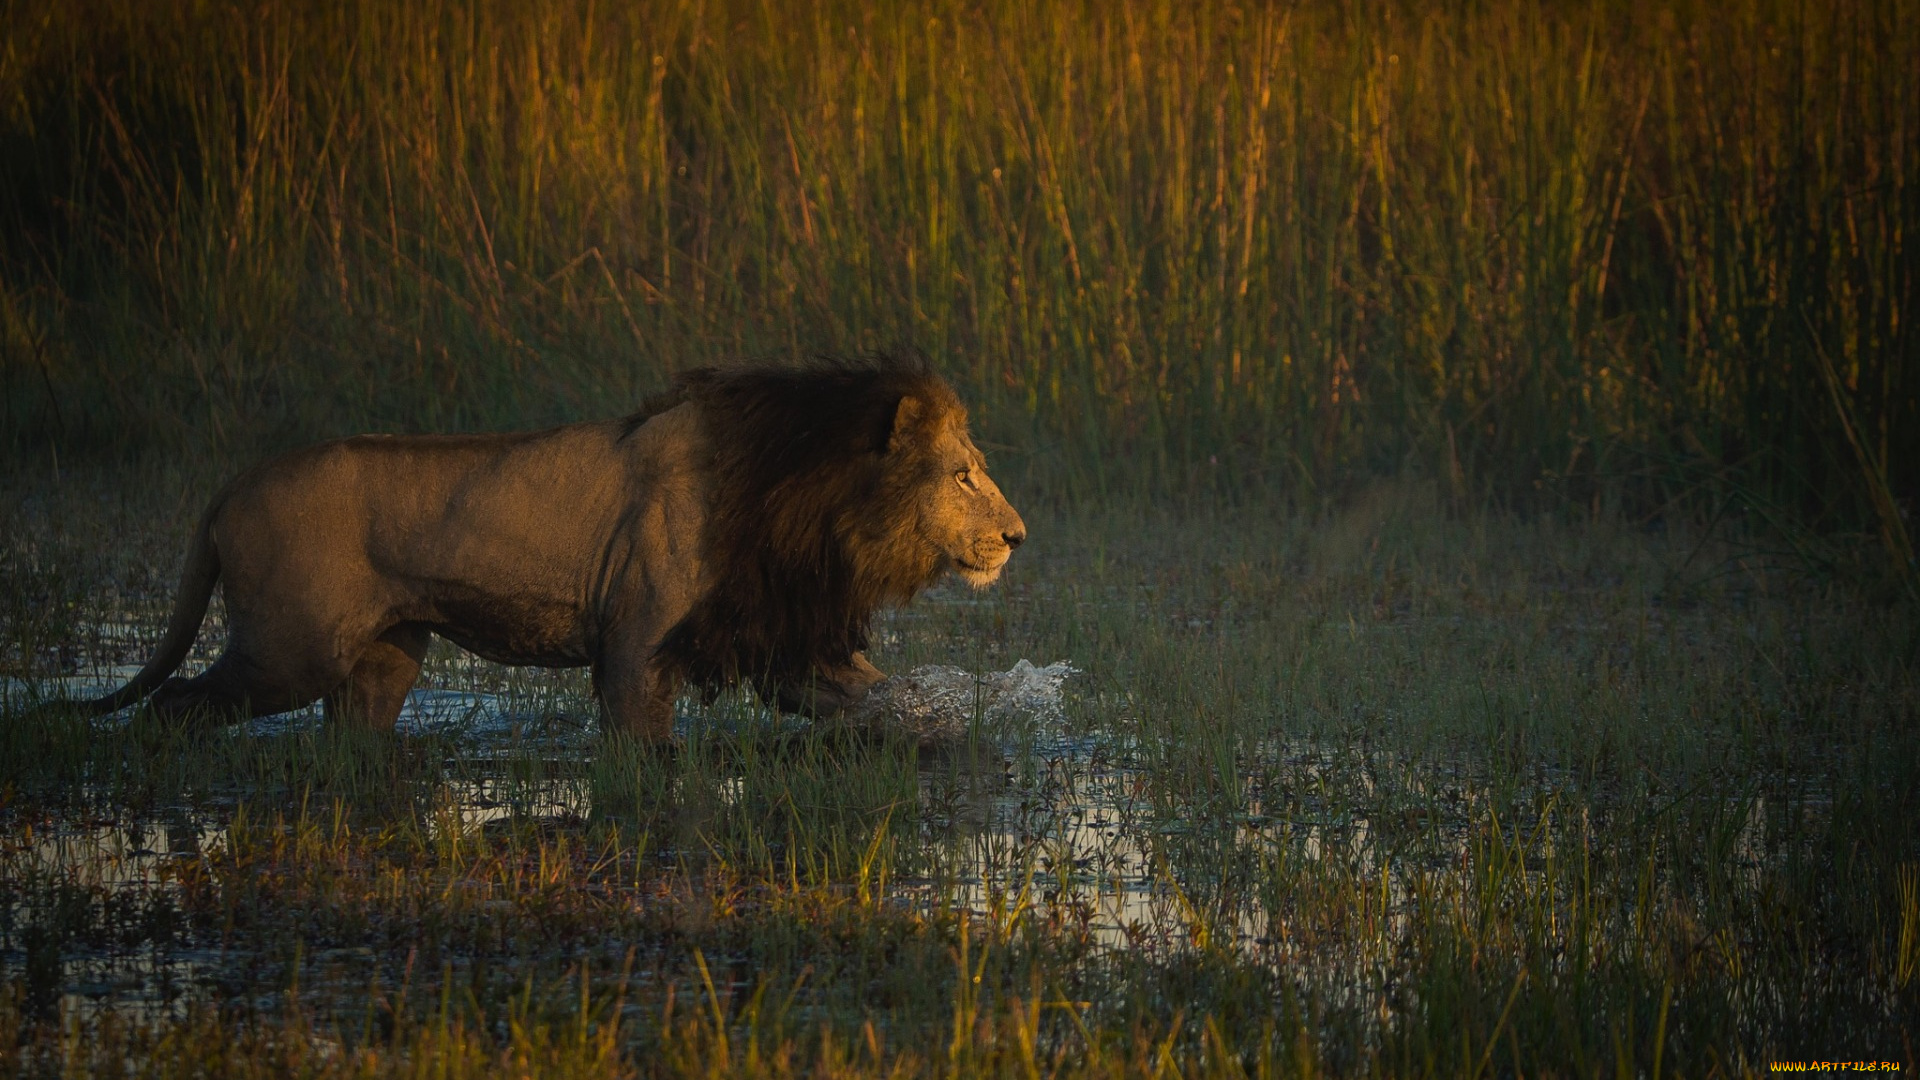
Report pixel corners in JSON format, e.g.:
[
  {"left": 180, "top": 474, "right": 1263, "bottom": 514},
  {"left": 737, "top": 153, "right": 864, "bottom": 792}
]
[
  {"left": 5, "top": 805, "right": 228, "bottom": 1022},
  {"left": 4, "top": 660, "right": 1078, "bottom": 744},
  {"left": 3, "top": 668, "right": 582, "bottom": 741},
  {"left": 0, "top": 657, "right": 1806, "bottom": 1038},
  {"left": 0, "top": 662, "right": 1098, "bottom": 1013}
]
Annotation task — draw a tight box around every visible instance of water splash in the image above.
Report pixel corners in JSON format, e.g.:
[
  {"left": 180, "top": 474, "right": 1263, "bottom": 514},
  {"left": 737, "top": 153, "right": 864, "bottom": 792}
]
[{"left": 844, "top": 659, "right": 1080, "bottom": 745}]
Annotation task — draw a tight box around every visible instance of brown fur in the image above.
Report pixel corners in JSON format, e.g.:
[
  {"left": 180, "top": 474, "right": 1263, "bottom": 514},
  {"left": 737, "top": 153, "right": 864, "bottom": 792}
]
[{"left": 47, "top": 357, "right": 1026, "bottom": 740}]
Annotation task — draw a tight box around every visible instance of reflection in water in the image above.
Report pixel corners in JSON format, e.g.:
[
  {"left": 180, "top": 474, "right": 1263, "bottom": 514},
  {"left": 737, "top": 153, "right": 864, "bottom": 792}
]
[
  {"left": 4, "top": 661, "right": 1477, "bottom": 1025},
  {"left": 1, "top": 660, "right": 1790, "bottom": 1038},
  {"left": 909, "top": 736, "right": 1461, "bottom": 968},
  {"left": 7, "top": 808, "right": 229, "bottom": 1023},
  {"left": 2, "top": 668, "right": 589, "bottom": 745},
  {"left": 433, "top": 775, "right": 594, "bottom": 834}
]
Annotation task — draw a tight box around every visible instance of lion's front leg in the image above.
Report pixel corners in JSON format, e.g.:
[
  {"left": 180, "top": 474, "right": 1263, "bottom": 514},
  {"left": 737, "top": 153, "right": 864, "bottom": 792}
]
[
  {"left": 593, "top": 652, "right": 680, "bottom": 742},
  {"left": 775, "top": 652, "right": 886, "bottom": 718},
  {"left": 833, "top": 652, "right": 887, "bottom": 701}
]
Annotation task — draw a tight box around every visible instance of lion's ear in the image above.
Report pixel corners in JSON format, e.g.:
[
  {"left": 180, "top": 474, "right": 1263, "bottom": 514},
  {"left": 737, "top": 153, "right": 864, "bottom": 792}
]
[{"left": 888, "top": 395, "right": 925, "bottom": 453}]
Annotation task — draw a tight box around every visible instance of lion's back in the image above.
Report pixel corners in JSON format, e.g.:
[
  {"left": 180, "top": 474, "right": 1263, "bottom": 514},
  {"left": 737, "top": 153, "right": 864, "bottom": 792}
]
[{"left": 200, "top": 410, "right": 710, "bottom": 652}]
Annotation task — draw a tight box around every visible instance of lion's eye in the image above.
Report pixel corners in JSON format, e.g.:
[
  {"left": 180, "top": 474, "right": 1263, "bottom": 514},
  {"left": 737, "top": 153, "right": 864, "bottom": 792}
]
[{"left": 956, "top": 469, "right": 977, "bottom": 490}]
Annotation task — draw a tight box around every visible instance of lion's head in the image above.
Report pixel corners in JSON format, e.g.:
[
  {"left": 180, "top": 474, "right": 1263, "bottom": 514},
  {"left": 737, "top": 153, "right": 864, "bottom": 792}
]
[
  {"left": 650, "top": 356, "right": 1026, "bottom": 696},
  {"left": 865, "top": 390, "right": 1025, "bottom": 590}
]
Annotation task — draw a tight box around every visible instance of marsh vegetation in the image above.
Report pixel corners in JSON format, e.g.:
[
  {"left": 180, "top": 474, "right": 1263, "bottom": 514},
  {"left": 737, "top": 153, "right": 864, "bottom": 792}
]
[
  {"left": 2, "top": 0, "right": 1917, "bottom": 1073},
  {"left": 5, "top": 471, "right": 1916, "bottom": 1074}
]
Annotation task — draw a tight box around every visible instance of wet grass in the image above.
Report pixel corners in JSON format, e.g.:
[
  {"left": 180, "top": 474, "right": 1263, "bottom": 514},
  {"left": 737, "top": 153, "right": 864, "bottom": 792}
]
[{"left": 3, "top": 466, "right": 1916, "bottom": 1076}]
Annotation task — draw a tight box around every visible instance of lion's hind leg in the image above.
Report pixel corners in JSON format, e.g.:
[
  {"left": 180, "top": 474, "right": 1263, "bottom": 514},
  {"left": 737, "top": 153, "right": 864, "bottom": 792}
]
[
  {"left": 147, "top": 652, "right": 313, "bottom": 724},
  {"left": 324, "top": 624, "right": 431, "bottom": 732}
]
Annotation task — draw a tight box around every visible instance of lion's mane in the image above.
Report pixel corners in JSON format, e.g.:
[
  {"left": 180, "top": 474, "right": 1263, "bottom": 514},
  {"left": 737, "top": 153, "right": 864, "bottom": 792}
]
[{"left": 637, "top": 356, "right": 965, "bottom": 698}]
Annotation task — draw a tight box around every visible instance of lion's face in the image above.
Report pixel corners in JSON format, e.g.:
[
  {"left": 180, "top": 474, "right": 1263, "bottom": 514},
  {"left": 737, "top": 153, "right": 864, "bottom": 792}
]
[{"left": 897, "top": 406, "right": 1026, "bottom": 589}]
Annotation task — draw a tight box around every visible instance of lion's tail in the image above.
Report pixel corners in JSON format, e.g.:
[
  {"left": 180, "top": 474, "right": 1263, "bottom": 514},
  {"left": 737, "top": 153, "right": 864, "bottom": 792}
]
[{"left": 68, "top": 516, "right": 222, "bottom": 718}]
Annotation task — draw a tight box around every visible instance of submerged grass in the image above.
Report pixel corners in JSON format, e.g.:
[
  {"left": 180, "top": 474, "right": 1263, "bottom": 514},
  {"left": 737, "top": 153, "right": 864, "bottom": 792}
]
[{"left": 2, "top": 466, "right": 1915, "bottom": 1074}]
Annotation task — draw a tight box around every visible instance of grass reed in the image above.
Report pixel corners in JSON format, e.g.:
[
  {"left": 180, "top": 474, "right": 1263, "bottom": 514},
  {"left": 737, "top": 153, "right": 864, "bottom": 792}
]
[{"left": 0, "top": 0, "right": 1913, "bottom": 539}]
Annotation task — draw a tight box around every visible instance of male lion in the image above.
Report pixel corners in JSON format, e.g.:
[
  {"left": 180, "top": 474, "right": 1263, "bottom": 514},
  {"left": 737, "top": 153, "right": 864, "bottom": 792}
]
[{"left": 48, "top": 357, "right": 1026, "bottom": 741}]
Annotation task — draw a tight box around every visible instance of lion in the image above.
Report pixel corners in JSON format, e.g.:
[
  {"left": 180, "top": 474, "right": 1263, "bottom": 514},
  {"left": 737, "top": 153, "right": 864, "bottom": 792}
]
[{"left": 44, "top": 357, "right": 1026, "bottom": 740}]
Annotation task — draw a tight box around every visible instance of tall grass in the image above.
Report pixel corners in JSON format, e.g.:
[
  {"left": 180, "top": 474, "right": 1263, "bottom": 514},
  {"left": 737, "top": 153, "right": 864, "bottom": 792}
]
[{"left": 1, "top": 0, "right": 1914, "bottom": 529}]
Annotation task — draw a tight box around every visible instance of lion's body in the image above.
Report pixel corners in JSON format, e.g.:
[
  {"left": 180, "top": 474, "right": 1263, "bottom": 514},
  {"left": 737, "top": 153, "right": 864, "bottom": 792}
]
[{"left": 77, "top": 359, "right": 1024, "bottom": 740}]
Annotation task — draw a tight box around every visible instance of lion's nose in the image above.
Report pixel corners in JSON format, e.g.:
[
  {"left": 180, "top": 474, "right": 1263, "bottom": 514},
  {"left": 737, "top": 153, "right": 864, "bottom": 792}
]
[{"left": 1003, "top": 529, "right": 1025, "bottom": 550}]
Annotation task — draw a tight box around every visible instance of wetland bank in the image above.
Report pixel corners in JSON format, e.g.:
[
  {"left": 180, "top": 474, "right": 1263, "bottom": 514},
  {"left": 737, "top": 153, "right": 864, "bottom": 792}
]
[{"left": 3, "top": 0, "right": 1918, "bottom": 1071}]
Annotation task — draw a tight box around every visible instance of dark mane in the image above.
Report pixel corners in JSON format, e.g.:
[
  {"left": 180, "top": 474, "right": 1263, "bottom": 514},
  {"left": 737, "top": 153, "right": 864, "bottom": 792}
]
[{"left": 653, "top": 355, "right": 964, "bottom": 698}]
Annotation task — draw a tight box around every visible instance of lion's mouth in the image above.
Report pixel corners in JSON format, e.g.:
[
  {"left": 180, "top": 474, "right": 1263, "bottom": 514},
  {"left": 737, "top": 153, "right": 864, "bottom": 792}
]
[{"left": 952, "top": 552, "right": 1010, "bottom": 588}]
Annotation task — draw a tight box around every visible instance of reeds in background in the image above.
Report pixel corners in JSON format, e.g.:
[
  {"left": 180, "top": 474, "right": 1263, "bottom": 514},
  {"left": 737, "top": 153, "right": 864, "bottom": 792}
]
[{"left": 0, "top": 0, "right": 1913, "bottom": 535}]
